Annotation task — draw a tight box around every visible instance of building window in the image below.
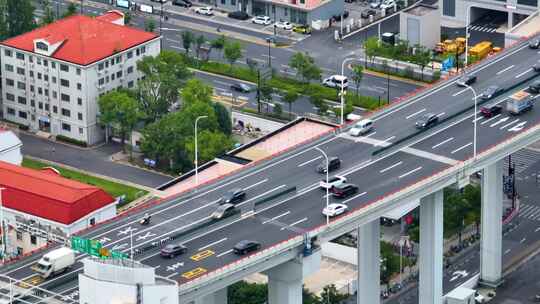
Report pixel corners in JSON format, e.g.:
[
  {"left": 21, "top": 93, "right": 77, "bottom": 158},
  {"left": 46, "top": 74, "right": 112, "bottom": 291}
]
[
  {"left": 51, "top": 62, "right": 56, "bottom": 69},
  {"left": 30, "top": 85, "right": 34, "bottom": 92},
  {"left": 4, "top": 64, "right": 13, "bottom": 72},
  {"left": 98, "top": 78, "right": 105, "bottom": 86},
  {"left": 61, "top": 108, "right": 70, "bottom": 117},
  {"left": 127, "top": 51, "right": 133, "bottom": 59},
  {"left": 5, "top": 93, "right": 14, "bottom": 101},
  {"left": 16, "top": 67, "right": 24, "bottom": 75},
  {"left": 60, "top": 79, "right": 70, "bottom": 87},
  {"left": 62, "top": 123, "right": 71, "bottom": 131},
  {"left": 38, "top": 73, "right": 42, "bottom": 80},
  {"left": 30, "top": 235, "right": 37, "bottom": 245},
  {"left": 127, "top": 66, "right": 134, "bottom": 74},
  {"left": 30, "top": 71, "right": 34, "bottom": 78},
  {"left": 6, "top": 78, "right": 14, "bottom": 87},
  {"left": 136, "top": 48, "right": 140, "bottom": 56},
  {"left": 4, "top": 49, "right": 12, "bottom": 57},
  {"left": 60, "top": 64, "right": 69, "bottom": 72},
  {"left": 442, "top": 0, "right": 455, "bottom": 17},
  {"left": 128, "top": 81, "right": 134, "bottom": 88},
  {"left": 61, "top": 93, "right": 70, "bottom": 102},
  {"left": 116, "top": 71, "right": 123, "bottom": 78},
  {"left": 44, "top": 89, "right": 49, "bottom": 96},
  {"left": 16, "top": 231, "right": 22, "bottom": 240},
  {"left": 53, "top": 91, "right": 57, "bottom": 98},
  {"left": 284, "top": 8, "right": 288, "bottom": 16},
  {"left": 98, "top": 63, "right": 104, "bottom": 71},
  {"left": 52, "top": 76, "right": 56, "bottom": 83},
  {"left": 18, "top": 96, "right": 26, "bottom": 105},
  {"left": 18, "top": 111, "right": 27, "bottom": 119},
  {"left": 16, "top": 52, "right": 25, "bottom": 60},
  {"left": 78, "top": 112, "right": 83, "bottom": 120},
  {"left": 141, "top": 46, "right": 146, "bottom": 54},
  {"left": 31, "top": 99, "right": 35, "bottom": 107},
  {"left": 43, "top": 59, "right": 48, "bottom": 67},
  {"left": 44, "top": 75, "right": 48, "bottom": 82},
  {"left": 7, "top": 108, "right": 15, "bottom": 115},
  {"left": 106, "top": 76, "right": 109, "bottom": 83},
  {"left": 220, "top": 0, "right": 225, "bottom": 4},
  {"left": 53, "top": 105, "right": 58, "bottom": 113},
  {"left": 111, "top": 74, "right": 115, "bottom": 81},
  {"left": 38, "top": 102, "right": 43, "bottom": 109},
  {"left": 36, "top": 42, "right": 48, "bottom": 51},
  {"left": 45, "top": 104, "right": 49, "bottom": 111},
  {"left": 115, "top": 56, "right": 121, "bottom": 64},
  {"left": 37, "top": 57, "right": 41, "bottom": 64},
  {"left": 38, "top": 87, "right": 43, "bottom": 95},
  {"left": 231, "top": 0, "right": 236, "bottom": 5},
  {"left": 77, "top": 97, "right": 82, "bottom": 105},
  {"left": 89, "top": 217, "right": 96, "bottom": 225},
  {"left": 17, "top": 81, "right": 25, "bottom": 90},
  {"left": 76, "top": 68, "right": 81, "bottom": 75}
]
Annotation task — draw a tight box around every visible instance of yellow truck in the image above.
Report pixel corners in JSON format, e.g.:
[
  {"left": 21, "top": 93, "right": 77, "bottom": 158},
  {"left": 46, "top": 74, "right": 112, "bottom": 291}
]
[
  {"left": 469, "top": 41, "right": 493, "bottom": 60},
  {"left": 434, "top": 38, "right": 466, "bottom": 54}
]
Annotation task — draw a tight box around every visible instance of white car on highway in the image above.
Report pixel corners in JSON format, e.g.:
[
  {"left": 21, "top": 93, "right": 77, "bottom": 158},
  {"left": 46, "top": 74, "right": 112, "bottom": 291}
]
[
  {"left": 322, "top": 203, "right": 348, "bottom": 217},
  {"left": 195, "top": 6, "right": 214, "bottom": 15},
  {"left": 349, "top": 119, "right": 374, "bottom": 136},
  {"left": 274, "top": 21, "right": 293, "bottom": 30},
  {"left": 252, "top": 15, "right": 271, "bottom": 25},
  {"left": 319, "top": 175, "right": 347, "bottom": 190}
]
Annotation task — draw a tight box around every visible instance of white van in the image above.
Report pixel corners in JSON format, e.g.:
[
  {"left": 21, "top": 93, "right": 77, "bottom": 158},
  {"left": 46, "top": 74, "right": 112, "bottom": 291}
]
[
  {"left": 349, "top": 119, "right": 374, "bottom": 136},
  {"left": 322, "top": 75, "right": 349, "bottom": 89}
]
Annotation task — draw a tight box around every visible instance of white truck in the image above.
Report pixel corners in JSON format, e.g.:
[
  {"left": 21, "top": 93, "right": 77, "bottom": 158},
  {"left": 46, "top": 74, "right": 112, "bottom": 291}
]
[
  {"left": 32, "top": 247, "right": 75, "bottom": 279},
  {"left": 507, "top": 90, "right": 534, "bottom": 115}
]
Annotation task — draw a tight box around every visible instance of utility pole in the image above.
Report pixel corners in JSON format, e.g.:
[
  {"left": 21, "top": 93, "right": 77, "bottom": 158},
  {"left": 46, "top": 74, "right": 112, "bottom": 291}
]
[{"left": 257, "top": 70, "right": 261, "bottom": 113}]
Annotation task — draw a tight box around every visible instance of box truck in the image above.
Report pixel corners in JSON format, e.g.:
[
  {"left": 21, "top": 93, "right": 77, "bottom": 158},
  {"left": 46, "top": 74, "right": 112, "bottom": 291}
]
[
  {"left": 507, "top": 90, "right": 534, "bottom": 115},
  {"left": 32, "top": 247, "right": 75, "bottom": 279}
]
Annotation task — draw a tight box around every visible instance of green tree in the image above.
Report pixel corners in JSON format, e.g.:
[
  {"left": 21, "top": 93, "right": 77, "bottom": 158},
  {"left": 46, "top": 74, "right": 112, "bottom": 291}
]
[
  {"left": 41, "top": 0, "right": 55, "bottom": 25},
  {"left": 281, "top": 89, "right": 299, "bottom": 119},
  {"left": 351, "top": 65, "right": 364, "bottom": 96},
  {"left": 213, "top": 102, "right": 232, "bottom": 135},
  {"left": 124, "top": 11, "right": 132, "bottom": 25},
  {"left": 6, "top": 0, "right": 36, "bottom": 38},
  {"left": 228, "top": 281, "right": 267, "bottom": 304},
  {"left": 98, "top": 91, "right": 142, "bottom": 152},
  {"left": 289, "top": 52, "right": 321, "bottom": 83},
  {"left": 181, "top": 31, "right": 195, "bottom": 54},
  {"left": 273, "top": 103, "right": 283, "bottom": 117},
  {"left": 210, "top": 35, "right": 226, "bottom": 58},
  {"left": 310, "top": 93, "right": 329, "bottom": 116},
  {"left": 136, "top": 50, "right": 191, "bottom": 122},
  {"left": 320, "top": 284, "right": 349, "bottom": 304},
  {"left": 144, "top": 19, "right": 156, "bottom": 32},
  {"left": 194, "top": 34, "right": 206, "bottom": 59},
  {"left": 259, "top": 83, "right": 273, "bottom": 112},
  {"left": 62, "top": 2, "right": 77, "bottom": 18},
  {"left": 224, "top": 41, "right": 243, "bottom": 67},
  {"left": 303, "top": 286, "right": 321, "bottom": 304},
  {"left": 413, "top": 45, "right": 432, "bottom": 80},
  {"left": 0, "top": 0, "right": 8, "bottom": 40},
  {"left": 364, "top": 36, "right": 379, "bottom": 65},
  {"left": 181, "top": 78, "right": 213, "bottom": 107},
  {"left": 185, "top": 130, "right": 233, "bottom": 165}
]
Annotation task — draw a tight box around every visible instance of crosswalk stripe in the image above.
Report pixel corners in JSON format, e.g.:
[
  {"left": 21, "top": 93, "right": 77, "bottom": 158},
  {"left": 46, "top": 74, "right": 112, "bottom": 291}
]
[
  {"left": 528, "top": 208, "right": 540, "bottom": 219},
  {"left": 519, "top": 205, "right": 536, "bottom": 217}
]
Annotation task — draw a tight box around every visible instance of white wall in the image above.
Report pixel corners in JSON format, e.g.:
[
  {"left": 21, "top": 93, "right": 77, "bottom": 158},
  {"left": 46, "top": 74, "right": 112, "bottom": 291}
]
[
  {"left": 0, "top": 131, "right": 22, "bottom": 165},
  {"left": 321, "top": 242, "right": 357, "bottom": 265},
  {"left": 232, "top": 111, "right": 284, "bottom": 134}
]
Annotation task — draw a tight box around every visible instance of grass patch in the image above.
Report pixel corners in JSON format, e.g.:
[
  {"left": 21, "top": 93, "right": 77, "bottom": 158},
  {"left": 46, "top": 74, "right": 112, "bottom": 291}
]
[{"left": 22, "top": 158, "right": 147, "bottom": 206}]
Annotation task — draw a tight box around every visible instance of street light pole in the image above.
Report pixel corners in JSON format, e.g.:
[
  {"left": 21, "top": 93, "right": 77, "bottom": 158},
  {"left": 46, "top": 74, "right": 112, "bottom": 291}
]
[
  {"left": 315, "top": 147, "right": 329, "bottom": 225},
  {"left": 194, "top": 115, "right": 208, "bottom": 187},
  {"left": 340, "top": 57, "right": 356, "bottom": 125},
  {"left": 0, "top": 187, "right": 6, "bottom": 263},
  {"left": 266, "top": 38, "right": 272, "bottom": 68},
  {"left": 463, "top": 84, "right": 478, "bottom": 159},
  {"left": 464, "top": 6, "right": 470, "bottom": 67}
]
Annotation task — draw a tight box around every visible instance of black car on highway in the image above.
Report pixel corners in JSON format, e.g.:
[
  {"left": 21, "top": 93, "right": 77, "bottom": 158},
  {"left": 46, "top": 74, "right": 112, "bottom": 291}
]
[
  {"left": 316, "top": 157, "right": 341, "bottom": 173},
  {"left": 415, "top": 113, "right": 439, "bottom": 129},
  {"left": 230, "top": 82, "right": 251, "bottom": 93},
  {"left": 228, "top": 11, "right": 250, "bottom": 20},
  {"left": 331, "top": 183, "right": 359, "bottom": 198},
  {"left": 529, "top": 39, "right": 540, "bottom": 49},
  {"left": 529, "top": 80, "right": 540, "bottom": 93},
  {"left": 479, "top": 85, "right": 503, "bottom": 100},
  {"left": 218, "top": 188, "right": 246, "bottom": 205},
  {"left": 456, "top": 74, "right": 477, "bottom": 87},
  {"left": 160, "top": 243, "right": 187, "bottom": 258},
  {"left": 172, "top": 0, "right": 192, "bottom": 7},
  {"left": 534, "top": 63, "right": 540, "bottom": 73},
  {"left": 233, "top": 240, "right": 261, "bottom": 255},
  {"left": 480, "top": 104, "right": 502, "bottom": 118},
  {"left": 211, "top": 203, "right": 237, "bottom": 220}
]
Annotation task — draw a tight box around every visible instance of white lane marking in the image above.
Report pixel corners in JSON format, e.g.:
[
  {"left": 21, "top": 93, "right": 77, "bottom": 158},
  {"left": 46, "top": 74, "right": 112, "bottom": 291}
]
[
  {"left": 535, "top": 227, "right": 540, "bottom": 232},
  {"left": 379, "top": 161, "right": 403, "bottom": 173},
  {"left": 382, "top": 136, "right": 396, "bottom": 143},
  {"left": 437, "top": 112, "right": 446, "bottom": 117},
  {"left": 452, "top": 88, "right": 469, "bottom": 97},
  {"left": 217, "top": 249, "right": 234, "bottom": 257},
  {"left": 398, "top": 166, "right": 423, "bottom": 179},
  {"left": 364, "top": 131, "right": 377, "bottom": 138},
  {"left": 451, "top": 142, "right": 473, "bottom": 154},
  {"left": 298, "top": 156, "right": 323, "bottom": 167},
  {"left": 280, "top": 217, "right": 308, "bottom": 230},
  {"left": 496, "top": 65, "right": 515, "bottom": 75},
  {"left": 504, "top": 249, "right": 511, "bottom": 255},
  {"left": 481, "top": 113, "right": 501, "bottom": 125},
  {"left": 166, "top": 272, "right": 179, "bottom": 279},
  {"left": 405, "top": 108, "right": 426, "bottom": 119},
  {"left": 198, "top": 237, "right": 228, "bottom": 251},
  {"left": 490, "top": 117, "right": 509, "bottom": 128},
  {"left": 213, "top": 80, "right": 230, "bottom": 86},
  {"left": 515, "top": 68, "right": 532, "bottom": 78},
  {"left": 500, "top": 119, "right": 520, "bottom": 130},
  {"left": 262, "top": 211, "right": 291, "bottom": 224},
  {"left": 473, "top": 116, "right": 484, "bottom": 123},
  {"left": 432, "top": 137, "right": 454, "bottom": 149},
  {"left": 244, "top": 179, "right": 269, "bottom": 191},
  {"left": 342, "top": 191, "right": 367, "bottom": 204},
  {"left": 237, "top": 185, "right": 287, "bottom": 208},
  {"left": 520, "top": 237, "right": 526, "bottom": 243}
]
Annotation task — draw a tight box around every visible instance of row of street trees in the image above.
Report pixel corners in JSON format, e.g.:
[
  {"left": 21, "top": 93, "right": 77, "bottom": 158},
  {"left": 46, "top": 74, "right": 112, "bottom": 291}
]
[{"left": 98, "top": 51, "right": 233, "bottom": 173}]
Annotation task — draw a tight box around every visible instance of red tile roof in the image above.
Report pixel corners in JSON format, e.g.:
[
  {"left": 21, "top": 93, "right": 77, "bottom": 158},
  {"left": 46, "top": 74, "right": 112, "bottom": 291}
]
[
  {"left": 96, "top": 10, "right": 125, "bottom": 23},
  {"left": 1, "top": 14, "right": 158, "bottom": 65},
  {"left": 0, "top": 161, "right": 116, "bottom": 225}
]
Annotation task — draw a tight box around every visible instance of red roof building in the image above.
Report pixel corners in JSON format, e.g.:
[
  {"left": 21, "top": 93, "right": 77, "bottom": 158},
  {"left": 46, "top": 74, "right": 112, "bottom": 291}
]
[
  {"left": 1, "top": 14, "right": 157, "bottom": 65},
  {"left": 0, "top": 161, "right": 116, "bottom": 225}
]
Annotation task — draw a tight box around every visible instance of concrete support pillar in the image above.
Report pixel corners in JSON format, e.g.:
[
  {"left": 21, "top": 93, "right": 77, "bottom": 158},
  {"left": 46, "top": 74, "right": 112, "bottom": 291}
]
[
  {"left": 480, "top": 160, "right": 503, "bottom": 287},
  {"left": 508, "top": 12, "right": 514, "bottom": 28},
  {"left": 194, "top": 288, "right": 228, "bottom": 304},
  {"left": 419, "top": 190, "right": 444, "bottom": 304},
  {"left": 357, "top": 219, "right": 380, "bottom": 304},
  {"left": 265, "top": 250, "right": 321, "bottom": 304}
]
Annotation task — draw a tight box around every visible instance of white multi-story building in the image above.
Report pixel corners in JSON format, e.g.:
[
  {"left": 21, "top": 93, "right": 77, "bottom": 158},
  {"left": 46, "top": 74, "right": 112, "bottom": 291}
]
[{"left": 0, "top": 11, "right": 160, "bottom": 145}]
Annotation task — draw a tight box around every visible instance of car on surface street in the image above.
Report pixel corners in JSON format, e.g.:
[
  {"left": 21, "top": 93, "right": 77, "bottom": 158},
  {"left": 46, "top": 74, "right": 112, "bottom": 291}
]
[
  {"left": 230, "top": 82, "right": 251, "bottom": 93},
  {"left": 370, "top": 0, "right": 381, "bottom": 8},
  {"left": 316, "top": 157, "right": 341, "bottom": 173},
  {"left": 322, "top": 75, "right": 348, "bottom": 89},
  {"left": 160, "top": 243, "right": 187, "bottom": 258},
  {"left": 195, "top": 6, "right": 213, "bottom": 15},
  {"left": 529, "top": 39, "right": 540, "bottom": 49},
  {"left": 211, "top": 203, "right": 237, "bottom": 219},
  {"left": 480, "top": 104, "right": 502, "bottom": 118},
  {"left": 233, "top": 240, "right": 261, "bottom": 255},
  {"left": 361, "top": 9, "right": 376, "bottom": 18},
  {"left": 331, "top": 183, "right": 359, "bottom": 198},
  {"left": 479, "top": 85, "right": 503, "bottom": 100},
  {"left": 172, "top": 0, "right": 192, "bottom": 7},
  {"left": 415, "top": 113, "right": 439, "bottom": 129},
  {"left": 252, "top": 15, "right": 271, "bottom": 25},
  {"left": 380, "top": 0, "right": 395, "bottom": 11},
  {"left": 322, "top": 203, "right": 348, "bottom": 217},
  {"left": 320, "top": 175, "right": 347, "bottom": 190},
  {"left": 274, "top": 21, "right": 293, "bottom": 30},
  {"left": 456, "top": 74, "right": 477, "bottom": 87},
  {"left": 218, "top": 188, "right": 246, "bottom": 205},
  {"left": 293, "top": 25, "right": 311, "bottom": 34},
  {"left": 228, "top": 11, "right": 250, "bottom": 20},
  {"left": 349, "top": 119, "right": 374, "bottom": 136}
]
